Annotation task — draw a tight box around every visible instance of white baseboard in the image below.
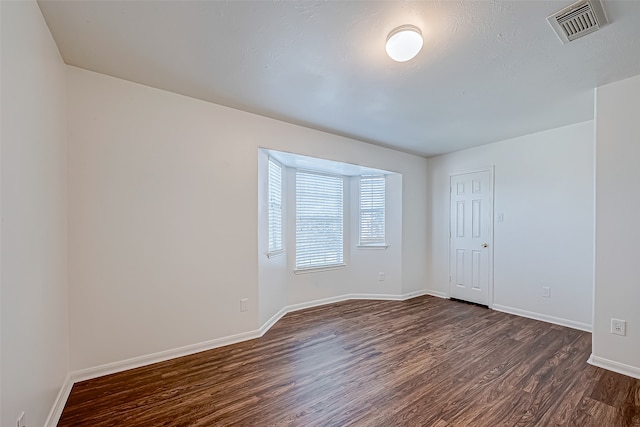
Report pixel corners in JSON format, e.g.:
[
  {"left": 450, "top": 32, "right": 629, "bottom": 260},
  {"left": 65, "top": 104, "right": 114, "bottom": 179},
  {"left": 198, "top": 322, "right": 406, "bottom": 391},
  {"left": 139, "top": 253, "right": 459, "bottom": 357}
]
[
  {"left": 50, "top": 292, "right": 599, "bottom": 424},
  {"left": 283, "top": 294, "right": 353, "bottom": 314},
  {"left": 588, "top": 354, "right": 640, "bottom": 380},
  {"left": 52, "top": 290, "right": 432, "bottom": 423},
  {"left": 259, "top": 291, "right": 431, "bottom": 334},
  {"left": 387, "top": 290, "right": 431, "bottom": 300},
  {"left": 266, "top": 291, "right": 432, "bottom": 321},
  {"left": 71, "top": 329, "right": 261, "bottom": 383},
  {"left": 344, "top": 290, "right": 430, "bottom": 302},
  {"left": 73, "top": 292, "right": 430, "bottom": 382},
  {"left": 258, "top": 307, "right": 288, "bottom": 336},
  {"left": 45, "top": 374, "right": 73, "bottom": 427},
  {"left": 492, "top": 304, "right": 592, "bottom": 332},
  {"left": 424, "top": 289, "right": 448, "bottom": 299}
]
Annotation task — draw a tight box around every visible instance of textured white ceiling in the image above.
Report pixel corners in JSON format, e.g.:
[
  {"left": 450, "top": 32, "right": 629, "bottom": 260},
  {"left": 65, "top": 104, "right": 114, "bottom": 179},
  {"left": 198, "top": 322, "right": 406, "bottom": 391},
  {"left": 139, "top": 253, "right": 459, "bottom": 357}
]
[{"left": 38, "top": 0, "right": 640, "bottom": 157}]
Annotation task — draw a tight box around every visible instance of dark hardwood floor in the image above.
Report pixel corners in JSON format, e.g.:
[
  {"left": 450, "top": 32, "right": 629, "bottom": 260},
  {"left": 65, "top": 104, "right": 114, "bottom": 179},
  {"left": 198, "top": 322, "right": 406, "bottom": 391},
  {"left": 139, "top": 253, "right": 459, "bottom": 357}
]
[{"left": 58, "top": 296, "right": 640, "bottom": 426}]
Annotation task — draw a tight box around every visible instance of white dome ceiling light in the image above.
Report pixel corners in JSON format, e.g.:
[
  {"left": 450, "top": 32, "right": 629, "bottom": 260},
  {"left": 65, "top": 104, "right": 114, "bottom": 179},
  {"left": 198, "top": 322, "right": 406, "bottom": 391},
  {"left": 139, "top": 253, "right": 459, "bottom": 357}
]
[{"left": 385, "top": 25, "right": 423, "bottom": 62}]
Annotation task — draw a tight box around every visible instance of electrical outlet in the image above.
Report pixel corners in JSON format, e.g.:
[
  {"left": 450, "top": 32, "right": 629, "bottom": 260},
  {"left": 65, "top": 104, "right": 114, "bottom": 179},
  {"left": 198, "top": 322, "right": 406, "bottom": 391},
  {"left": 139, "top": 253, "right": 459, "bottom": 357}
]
[
  {"left": 542, "top": 286, "right": 551, "bottom": 298},
  {"left": 611, "top": 318, "right": 626, "bottom": 336},
  {"left": 378, "top": 272, "right": 385, "bottom": 281},
  {"left": 240, "top": 299, "right": 248, "bottom": 312},
  {"left": 17, "top": 412, "right": 25, "bottom": 427}
]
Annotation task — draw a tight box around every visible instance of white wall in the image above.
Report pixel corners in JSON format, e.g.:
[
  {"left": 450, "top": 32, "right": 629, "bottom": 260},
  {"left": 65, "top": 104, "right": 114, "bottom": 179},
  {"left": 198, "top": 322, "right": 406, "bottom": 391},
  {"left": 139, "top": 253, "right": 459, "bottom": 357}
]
[
  {"left": 593, "top": 73, "right": 640, "bottom": 377},
  {"left": 427, "top": 121, "right": 594, "bottom": 330},
  {"left": 67, "top": 66, "right": 428, "bottom": 372},
  {"left": 257, "top": 150, "right": 287, "bottom": 326},
  {"left": 276, "top": 171, "right": 403, "bottom": 307},
  {"left": 1, "top": 2, "right": 69, "bottom": 426},
  {"left": 348, "top": 174, "right": 403, "bottom": 296},
  {"left": 283, "top": 169, "right": 356, "bottom": 305},
  {"left": 257, "top": 153, "right": 405, "bottom": 328},
  {"left": 401, "top": 170, "right": 429, "bottom": 295}
]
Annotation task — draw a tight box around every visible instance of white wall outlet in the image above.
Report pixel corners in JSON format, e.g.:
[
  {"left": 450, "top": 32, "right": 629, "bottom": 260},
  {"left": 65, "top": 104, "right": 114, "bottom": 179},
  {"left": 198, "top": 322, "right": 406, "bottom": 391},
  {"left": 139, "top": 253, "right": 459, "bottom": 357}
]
[
  {"left": 611, "top": 318, "right": 626, "bottom": 336},
  {"left": 240, "top": 299, "right": 248, "bottom": 312},
  {"left": 542, "top": 286, "right": 551, "bottom": 298},
  {"left": 497, "top": 213, "right": 504, "bottom": 222},
  {"left": 378, "top": 272, "right": 385, "bottom": 281},
  {"left": 17, "top": 412, "right": 25, "bottom": 427}
]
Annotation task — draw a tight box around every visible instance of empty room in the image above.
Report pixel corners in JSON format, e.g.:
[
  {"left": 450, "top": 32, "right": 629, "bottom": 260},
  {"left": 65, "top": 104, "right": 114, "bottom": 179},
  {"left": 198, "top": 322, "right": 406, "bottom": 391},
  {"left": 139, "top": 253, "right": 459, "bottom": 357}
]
[{"left": 2, "top": 0, "right": 640, "bottom": 426}]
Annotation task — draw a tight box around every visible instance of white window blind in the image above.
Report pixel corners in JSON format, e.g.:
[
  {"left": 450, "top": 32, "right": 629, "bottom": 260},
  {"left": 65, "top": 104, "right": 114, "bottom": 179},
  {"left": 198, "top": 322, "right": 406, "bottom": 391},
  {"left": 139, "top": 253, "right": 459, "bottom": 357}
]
[
  {"left": 268, "top": 158, "right": 283, "bottom": 253},
  {"left": 360, "top": 175, "right": 386, "bottom": 245},
  {"left": 296, "top": 171, "right": 344, "bottom": 270}
]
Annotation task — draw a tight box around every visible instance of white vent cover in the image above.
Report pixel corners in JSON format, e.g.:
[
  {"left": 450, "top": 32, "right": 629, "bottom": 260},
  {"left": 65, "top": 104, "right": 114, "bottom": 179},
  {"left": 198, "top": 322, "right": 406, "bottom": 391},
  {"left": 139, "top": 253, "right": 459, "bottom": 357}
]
[{"left": 547, "top": 0, "right": 608, "bottom": 44}]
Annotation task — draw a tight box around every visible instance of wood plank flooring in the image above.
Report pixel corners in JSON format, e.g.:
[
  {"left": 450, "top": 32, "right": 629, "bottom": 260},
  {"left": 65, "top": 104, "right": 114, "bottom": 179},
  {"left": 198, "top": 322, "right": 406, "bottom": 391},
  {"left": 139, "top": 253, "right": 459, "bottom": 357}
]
[{"left": 58, "top": 296, "right": 640, "bottom": 426}]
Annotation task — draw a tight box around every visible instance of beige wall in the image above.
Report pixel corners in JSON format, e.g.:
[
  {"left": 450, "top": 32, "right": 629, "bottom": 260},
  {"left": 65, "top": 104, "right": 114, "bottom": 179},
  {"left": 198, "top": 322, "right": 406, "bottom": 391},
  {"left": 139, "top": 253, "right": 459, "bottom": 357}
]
[
  {"left": 1, "top": 1, "right": 69, "bottom": 426},
  {"left": 67, "top": 66, "right": 428, "bottom": 372},
  {"left": 427, "top": 121, "right": 595, "bottom": 330},
  {"left": 257, "top": 155, "right": 405, "bottom": 326},
  {"left": 11, "top": 3, "right": 640, "bottom": 422},
  {"left": 593, "top": 73, "right": 640, "bottom": 378}
]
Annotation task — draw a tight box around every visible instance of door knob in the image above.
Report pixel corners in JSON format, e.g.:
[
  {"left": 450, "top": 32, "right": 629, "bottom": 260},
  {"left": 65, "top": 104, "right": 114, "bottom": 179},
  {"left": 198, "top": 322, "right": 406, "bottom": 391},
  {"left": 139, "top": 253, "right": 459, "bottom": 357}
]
[{"left": 481, "top": 243, "right": 489, "bottom": 248}]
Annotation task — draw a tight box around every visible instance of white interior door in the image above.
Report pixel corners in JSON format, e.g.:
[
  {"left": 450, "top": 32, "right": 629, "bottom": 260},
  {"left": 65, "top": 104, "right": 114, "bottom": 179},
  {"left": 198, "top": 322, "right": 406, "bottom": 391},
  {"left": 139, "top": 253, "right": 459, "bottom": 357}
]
[{"left": 449, "top": 170, "right": 493, "bottom": 306}]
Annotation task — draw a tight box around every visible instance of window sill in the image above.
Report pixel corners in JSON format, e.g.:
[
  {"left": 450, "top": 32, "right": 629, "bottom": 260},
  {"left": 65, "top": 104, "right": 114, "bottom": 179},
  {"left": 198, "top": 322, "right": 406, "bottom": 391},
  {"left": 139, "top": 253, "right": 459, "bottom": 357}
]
[
  {"left": 294, "top": 264, "right": 346, "bottom": 274},
  {"left": 266, "top": 249, "right": 284, "bottom": 259},
  {"left": 357, "top": 245, "right": 388, "bottom": 250}
]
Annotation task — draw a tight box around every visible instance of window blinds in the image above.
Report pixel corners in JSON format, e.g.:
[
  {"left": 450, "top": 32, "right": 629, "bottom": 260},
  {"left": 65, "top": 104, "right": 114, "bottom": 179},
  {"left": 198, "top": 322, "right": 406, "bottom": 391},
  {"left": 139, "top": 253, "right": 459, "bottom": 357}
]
[
  {"left": 360, "top": 175, "right": 386, "bottom": 245},
  {"left": 296, "top": 171, "right": 344, "bottom": 269},
  {"left": 268, "top": 158, "right": 283, "bottom": 253}
]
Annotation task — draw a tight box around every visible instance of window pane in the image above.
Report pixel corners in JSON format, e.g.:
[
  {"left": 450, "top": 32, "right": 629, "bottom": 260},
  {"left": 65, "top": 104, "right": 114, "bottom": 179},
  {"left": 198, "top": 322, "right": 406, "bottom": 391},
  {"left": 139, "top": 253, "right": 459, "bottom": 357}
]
[
  {"left": 296, "top": 171, "right": 343, "bottom": 269},
  {"left": 360, "top": 175, "right": 385, "bottom": 245}
]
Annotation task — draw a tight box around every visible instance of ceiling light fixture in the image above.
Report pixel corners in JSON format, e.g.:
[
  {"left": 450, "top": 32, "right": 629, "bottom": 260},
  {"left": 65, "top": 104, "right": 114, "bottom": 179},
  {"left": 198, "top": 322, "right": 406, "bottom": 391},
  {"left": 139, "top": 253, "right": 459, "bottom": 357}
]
[{"left": 386, "top": 25, "right": 423, "bottom": 62}]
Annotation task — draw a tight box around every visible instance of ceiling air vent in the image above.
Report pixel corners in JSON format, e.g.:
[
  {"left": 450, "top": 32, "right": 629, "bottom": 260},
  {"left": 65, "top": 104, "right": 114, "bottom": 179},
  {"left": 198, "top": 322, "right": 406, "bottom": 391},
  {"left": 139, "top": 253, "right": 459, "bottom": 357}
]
[{"left": 547, "top": 0, "right": 608, "bottom": 44}]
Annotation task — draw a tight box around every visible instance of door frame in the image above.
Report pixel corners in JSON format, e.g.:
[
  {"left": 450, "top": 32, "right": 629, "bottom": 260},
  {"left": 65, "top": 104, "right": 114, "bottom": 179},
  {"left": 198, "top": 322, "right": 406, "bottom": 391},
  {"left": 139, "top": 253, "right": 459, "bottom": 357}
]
[{"left": 448, "top": 166, "right": 495, "bottom": 308}]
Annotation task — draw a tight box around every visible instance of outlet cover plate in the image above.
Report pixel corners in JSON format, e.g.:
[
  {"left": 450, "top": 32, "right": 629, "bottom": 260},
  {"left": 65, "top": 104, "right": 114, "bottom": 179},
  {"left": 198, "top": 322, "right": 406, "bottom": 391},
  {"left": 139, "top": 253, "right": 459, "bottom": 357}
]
[{"left": 611, "top": 318, "right": 626, "bottom": 336}]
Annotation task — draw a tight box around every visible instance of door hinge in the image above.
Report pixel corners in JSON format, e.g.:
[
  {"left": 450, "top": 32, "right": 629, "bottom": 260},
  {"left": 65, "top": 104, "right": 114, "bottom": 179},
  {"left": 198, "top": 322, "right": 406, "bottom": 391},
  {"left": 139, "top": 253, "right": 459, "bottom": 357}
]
[{"left": 449, "top": 275, "right": 451, "bottom": 282}]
